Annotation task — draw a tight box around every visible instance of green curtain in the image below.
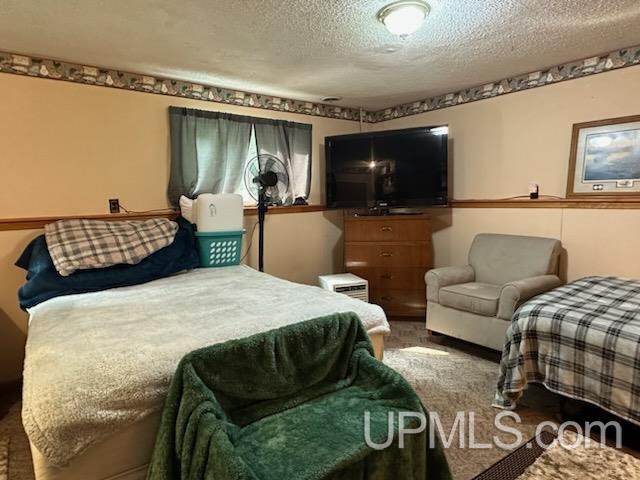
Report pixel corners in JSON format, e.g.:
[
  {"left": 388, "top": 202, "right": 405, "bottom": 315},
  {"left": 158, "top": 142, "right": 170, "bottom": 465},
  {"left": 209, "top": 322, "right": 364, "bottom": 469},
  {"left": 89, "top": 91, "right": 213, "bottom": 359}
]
[{"left": 167, "top": 107, "right": 253, "bottom": 207}]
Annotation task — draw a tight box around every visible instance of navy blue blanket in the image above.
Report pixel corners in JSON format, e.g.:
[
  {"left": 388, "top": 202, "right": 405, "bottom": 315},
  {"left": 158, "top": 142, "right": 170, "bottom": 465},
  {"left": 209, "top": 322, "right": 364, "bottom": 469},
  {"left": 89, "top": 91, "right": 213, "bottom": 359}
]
[{"left": 16, "top": 217, "right": 200, "bottom": 309}]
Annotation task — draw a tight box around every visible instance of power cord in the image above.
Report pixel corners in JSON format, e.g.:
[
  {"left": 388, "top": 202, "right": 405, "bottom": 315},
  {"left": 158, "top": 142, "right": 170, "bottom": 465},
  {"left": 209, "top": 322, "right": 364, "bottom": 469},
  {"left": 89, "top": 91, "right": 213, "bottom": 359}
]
[
  {"left": 493, "top": 194, "right": 565, "bottom": 200},
  {"left": 454, "top": 195, "right": 567, "bottom": 202},
  {"left": 119, "top": 204, "right": 176, "bottom": 214},
  {"left": 240, "top": 221, "right": 259, "bottom": 262}
]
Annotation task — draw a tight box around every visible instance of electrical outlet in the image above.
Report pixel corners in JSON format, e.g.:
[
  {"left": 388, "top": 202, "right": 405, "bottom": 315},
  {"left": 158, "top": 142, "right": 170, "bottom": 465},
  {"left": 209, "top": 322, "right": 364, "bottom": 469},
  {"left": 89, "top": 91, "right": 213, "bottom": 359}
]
[{"left": 109, "top": 198, "right": 120, "bottom": 213}]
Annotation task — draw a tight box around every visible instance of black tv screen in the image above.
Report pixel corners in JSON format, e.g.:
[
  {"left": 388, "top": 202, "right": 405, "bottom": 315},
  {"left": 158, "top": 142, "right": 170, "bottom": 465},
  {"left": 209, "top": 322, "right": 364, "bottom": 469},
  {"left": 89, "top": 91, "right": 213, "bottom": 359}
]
[{"left": 325, "top": 126, "right": 448, "bottom": 208}]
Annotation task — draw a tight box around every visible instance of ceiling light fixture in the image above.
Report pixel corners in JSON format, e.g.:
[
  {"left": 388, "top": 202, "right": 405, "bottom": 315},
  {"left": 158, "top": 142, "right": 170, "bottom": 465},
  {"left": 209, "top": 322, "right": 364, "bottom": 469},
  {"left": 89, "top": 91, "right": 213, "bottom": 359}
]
[{"left": 377, "top": 1, "right": 430, "bottom": 37}]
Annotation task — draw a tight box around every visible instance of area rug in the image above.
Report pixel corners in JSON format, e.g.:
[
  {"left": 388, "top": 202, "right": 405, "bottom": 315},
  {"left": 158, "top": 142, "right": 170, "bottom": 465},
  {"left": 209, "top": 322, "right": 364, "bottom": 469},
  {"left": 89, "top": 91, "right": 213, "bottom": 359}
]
[{"left": 517, "top": 430, "right": 640, "bottom": 480}]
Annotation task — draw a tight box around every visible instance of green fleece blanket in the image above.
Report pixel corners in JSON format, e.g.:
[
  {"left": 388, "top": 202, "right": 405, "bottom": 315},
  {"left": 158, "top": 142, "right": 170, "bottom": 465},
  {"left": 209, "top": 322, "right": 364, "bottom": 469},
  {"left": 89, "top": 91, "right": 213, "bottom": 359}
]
[{"left": 147, "top": 312, "right": 451, "bottom": 480}]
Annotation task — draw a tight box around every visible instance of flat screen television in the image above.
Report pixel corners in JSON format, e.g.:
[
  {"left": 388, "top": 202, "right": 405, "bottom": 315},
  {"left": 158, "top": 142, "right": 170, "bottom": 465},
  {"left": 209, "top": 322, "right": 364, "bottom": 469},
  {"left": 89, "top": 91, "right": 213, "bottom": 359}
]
[{"left": 325, "top": 126, "right": 448, "bottom": 209}]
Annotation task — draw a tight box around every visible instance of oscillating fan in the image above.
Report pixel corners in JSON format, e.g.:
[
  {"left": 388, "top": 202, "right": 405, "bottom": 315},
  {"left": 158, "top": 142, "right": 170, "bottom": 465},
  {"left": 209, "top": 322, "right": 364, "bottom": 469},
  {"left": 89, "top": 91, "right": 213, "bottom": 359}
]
[{"left": 243, "top": 154, "right": 290, "bottom": 272}]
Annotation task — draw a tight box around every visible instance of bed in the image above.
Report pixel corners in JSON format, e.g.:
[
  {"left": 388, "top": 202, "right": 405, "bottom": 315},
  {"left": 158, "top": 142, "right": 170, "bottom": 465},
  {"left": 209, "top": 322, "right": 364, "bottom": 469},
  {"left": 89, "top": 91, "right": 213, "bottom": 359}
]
[
  {"left": 494, "top": 276, "right": 640, "bottom": 425},
  {"left": 22, "top": 265, "right": 390, "bottom": 480}
]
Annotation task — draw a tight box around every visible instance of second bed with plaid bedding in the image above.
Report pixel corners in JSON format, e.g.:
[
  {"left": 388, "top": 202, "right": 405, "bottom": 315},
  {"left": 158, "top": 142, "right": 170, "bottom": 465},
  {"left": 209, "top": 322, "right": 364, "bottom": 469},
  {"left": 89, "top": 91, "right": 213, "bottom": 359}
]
[{"left": 494, "top": 276, "right": 640, "bottom": 425}]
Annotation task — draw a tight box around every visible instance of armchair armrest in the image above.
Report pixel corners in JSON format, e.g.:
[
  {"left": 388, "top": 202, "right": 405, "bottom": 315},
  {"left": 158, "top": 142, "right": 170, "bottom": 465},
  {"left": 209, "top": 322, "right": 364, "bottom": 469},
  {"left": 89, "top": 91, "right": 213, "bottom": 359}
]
[
  {"left": 497, "top": 274, "right": 562, "bottom": 320},
  {"left": 425, "top": 265, "right": 475, "bottom": 303}
]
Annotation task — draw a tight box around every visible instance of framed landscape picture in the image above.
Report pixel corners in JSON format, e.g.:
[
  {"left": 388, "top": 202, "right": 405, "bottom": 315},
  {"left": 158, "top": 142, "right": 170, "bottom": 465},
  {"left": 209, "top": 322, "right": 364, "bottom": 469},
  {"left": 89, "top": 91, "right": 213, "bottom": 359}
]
[{"left": 567, "top": 114, "right": 640, "bottom": 197}]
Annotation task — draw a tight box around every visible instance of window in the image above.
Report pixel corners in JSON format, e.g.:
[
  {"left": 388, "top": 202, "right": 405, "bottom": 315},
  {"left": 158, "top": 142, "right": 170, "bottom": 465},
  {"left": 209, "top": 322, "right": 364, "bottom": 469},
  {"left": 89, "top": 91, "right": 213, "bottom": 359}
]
[{"left": 168, "top": 107, "right": 312, "bottom": 208}]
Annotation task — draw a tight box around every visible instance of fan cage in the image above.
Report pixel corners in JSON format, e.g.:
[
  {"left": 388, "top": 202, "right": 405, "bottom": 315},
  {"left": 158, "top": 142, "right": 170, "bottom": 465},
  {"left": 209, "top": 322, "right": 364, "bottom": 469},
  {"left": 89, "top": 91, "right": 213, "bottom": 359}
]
[
  {"left": 195, "top": 230, "right": 245, "bottom": 267},
  {"left": 243, "top": 154, "right": 290, "bottom": 206}
]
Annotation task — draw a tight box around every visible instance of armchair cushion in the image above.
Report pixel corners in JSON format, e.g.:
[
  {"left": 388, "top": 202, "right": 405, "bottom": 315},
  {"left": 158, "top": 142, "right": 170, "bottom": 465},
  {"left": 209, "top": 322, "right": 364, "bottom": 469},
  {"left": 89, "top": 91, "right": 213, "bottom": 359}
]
[
  {"left": 439, "top": 282, "right": 501, "bottom": 317},
  {"left": 497, "top": 274, "right": 562, "bottom": 320},
  {"left": 425, "top": 265, "right": 475, "bottom": 303},
  {"left": 469, "top": 234, "right": 562, "bottom": 285}
]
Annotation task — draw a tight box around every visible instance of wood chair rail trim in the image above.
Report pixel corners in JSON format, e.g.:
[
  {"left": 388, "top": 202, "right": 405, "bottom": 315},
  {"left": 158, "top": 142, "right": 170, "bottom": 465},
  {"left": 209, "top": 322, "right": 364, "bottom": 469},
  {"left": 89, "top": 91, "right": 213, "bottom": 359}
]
[{"left": 0, "top": 205, "right": 327, "bottom": 231}]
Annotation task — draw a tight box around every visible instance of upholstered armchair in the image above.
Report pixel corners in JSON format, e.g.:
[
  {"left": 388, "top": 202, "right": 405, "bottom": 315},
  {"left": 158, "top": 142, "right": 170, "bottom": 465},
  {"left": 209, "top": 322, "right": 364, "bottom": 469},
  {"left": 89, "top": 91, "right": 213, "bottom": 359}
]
[{"left": 425, "top": 233, "right": 562, "bottom": 350}]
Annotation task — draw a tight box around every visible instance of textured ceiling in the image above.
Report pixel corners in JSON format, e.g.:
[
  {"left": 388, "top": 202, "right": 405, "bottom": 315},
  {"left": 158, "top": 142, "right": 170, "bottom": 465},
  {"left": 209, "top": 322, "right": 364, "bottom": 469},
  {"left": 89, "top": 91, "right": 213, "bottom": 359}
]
[{"left": 0, "top": 0, "right": 639, "bottom": 110}]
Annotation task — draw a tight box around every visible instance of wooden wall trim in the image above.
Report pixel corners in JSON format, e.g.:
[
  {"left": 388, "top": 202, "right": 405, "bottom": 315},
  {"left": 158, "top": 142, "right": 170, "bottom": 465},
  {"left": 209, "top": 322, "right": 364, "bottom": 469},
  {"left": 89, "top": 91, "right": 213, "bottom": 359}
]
[
  {"left": 0, "top": 211, "right": 179, "bottom": 231},
  {"left": 243, "top": 204, "right": 326, "bottom": 216},
  {"left": 451, "top": 198, "right": 640, "bottom": 209},
  {"left": 4, "top": 199, "right": 638, "bottom": 231},
  {"left": 0, "top": 205, "right": 327, "bottom": 231}
]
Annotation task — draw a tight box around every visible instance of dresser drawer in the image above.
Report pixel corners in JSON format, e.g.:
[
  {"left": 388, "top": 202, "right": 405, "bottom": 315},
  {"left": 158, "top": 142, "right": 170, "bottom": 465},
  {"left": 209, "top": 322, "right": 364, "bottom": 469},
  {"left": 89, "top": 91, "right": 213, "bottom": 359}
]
[
  {"left": 344, "top": 218, "right": 430, "bottom": 243},
  {"left": 370, "top": 289, "right": 426, "bottom": 317},
  {"left": 345, "top": 243, "right": 431, "bottom": 268},
  {"left": 348, "top": 267, "right": 427, "bottom": 290}
]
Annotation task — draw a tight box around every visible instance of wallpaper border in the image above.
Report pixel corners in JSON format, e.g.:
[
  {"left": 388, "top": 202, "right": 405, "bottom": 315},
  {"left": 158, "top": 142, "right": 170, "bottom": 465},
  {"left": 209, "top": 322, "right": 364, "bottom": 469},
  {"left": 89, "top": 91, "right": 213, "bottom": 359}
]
[
  {"left": 0, "top": 51, "right": 363, "bottom": 122},
  {"left": 367, "top": 45, "right": 640, "bottom": 122},
  {"left": 1, "top": 45, "right": 639, "bottom": 123}
]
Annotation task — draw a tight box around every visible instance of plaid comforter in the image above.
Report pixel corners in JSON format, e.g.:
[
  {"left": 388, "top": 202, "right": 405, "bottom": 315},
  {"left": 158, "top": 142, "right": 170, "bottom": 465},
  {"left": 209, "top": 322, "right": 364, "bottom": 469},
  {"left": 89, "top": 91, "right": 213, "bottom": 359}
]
[
  {"left": 494, "top": 276, "right": 640, "bottom": 425},
  {"left": 45, "top": 218, "right": 178, "bottom": 276}
]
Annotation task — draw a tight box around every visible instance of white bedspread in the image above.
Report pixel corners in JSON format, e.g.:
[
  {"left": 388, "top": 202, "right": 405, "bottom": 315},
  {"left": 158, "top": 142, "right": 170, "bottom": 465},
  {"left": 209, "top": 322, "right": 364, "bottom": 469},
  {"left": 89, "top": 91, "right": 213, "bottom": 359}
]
[{"left": 22, "top": 266, "right": 389, "bottom": 467}]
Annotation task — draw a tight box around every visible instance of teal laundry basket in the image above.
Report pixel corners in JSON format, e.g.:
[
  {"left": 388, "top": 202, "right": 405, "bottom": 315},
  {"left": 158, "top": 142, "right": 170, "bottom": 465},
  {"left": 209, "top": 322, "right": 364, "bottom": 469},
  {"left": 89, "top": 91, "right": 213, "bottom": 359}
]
[{"left": 195, "top": 230, "right": 245, "bottom": 267}]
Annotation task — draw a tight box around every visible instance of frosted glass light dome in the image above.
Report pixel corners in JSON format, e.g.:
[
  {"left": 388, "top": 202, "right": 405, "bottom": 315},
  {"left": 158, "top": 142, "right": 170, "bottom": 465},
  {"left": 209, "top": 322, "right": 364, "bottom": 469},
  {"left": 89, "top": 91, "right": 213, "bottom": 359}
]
[{"left": 378, "top": 1, "right": 430, "bottom": 37}]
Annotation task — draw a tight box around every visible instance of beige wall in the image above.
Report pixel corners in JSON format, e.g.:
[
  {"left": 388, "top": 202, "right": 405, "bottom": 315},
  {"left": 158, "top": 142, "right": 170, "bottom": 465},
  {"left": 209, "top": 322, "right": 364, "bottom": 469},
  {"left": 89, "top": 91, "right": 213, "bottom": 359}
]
[
  {"left": 0, "top": 73, "right": 359, "bottom": 381},
  {"left": 370, "top": 65, "right": 640, "bottom": 280},
  {"left": 0, "top": 74, "right": 360, "bottom": 216}
]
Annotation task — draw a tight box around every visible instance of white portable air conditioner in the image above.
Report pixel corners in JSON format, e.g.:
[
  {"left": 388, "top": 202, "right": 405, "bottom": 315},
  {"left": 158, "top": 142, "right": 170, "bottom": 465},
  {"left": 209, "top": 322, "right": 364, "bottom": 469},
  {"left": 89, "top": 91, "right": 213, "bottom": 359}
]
[{"left": 318, "top": 274, "right": 369, "bottom": 302}]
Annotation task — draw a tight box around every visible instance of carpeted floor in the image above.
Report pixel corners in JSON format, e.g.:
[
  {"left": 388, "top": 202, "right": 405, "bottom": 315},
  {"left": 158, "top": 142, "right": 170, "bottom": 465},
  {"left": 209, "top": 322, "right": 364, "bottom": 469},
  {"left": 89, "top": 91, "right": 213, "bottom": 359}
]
[
  {"left": 0, "top": 320, "right": 629, "bottom": 480},
  {"left": 0, "top": 388, "right": 30, "bottom": 480},
  {"left": 0, "top": 437, "right": 9, "bottom": 480}
]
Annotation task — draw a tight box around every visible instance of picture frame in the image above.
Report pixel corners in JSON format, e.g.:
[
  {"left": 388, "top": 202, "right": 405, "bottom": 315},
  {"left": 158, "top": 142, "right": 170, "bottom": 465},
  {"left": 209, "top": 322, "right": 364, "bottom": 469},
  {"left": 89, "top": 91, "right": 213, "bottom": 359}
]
[{"left": 566, "top": 114, "right": 640, "bottom": 198}]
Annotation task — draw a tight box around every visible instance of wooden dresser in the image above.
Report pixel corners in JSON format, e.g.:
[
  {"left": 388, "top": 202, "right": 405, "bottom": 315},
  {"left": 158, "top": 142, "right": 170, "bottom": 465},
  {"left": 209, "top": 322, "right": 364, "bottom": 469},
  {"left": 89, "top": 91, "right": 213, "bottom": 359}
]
[{"left": 344, "top": 215, "right": 433, "bottom": 319}]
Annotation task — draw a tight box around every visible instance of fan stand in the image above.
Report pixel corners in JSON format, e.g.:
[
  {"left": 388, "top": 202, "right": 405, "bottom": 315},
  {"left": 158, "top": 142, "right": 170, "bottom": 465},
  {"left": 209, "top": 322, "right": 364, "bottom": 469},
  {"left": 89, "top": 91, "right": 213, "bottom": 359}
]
[
  {"left": 250, "top": 166, "right": 280, "bottom": 273},
  {"left": 257, "top": 188, "right": 268, "bottom": 272}
]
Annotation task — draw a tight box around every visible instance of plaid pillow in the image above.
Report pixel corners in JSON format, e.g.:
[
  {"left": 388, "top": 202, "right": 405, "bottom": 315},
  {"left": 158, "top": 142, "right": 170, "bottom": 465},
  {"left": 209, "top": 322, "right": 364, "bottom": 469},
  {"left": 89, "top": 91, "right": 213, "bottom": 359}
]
[{"left": 44, "top": 218, "right": 178, "bottom": 276}]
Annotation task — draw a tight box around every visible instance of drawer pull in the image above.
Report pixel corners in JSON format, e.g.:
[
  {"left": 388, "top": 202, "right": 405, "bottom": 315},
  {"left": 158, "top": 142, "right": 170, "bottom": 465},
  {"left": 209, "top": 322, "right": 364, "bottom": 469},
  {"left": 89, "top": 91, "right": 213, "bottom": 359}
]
[
  {"left": 380, "top": 252, "right": 393, "bottom": 257},
  {"left": 380, "top": 274, "right": 393, "bottom": 280},
  {"left": 380, "top": 226, "right": 393, "bottom": 232}
]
